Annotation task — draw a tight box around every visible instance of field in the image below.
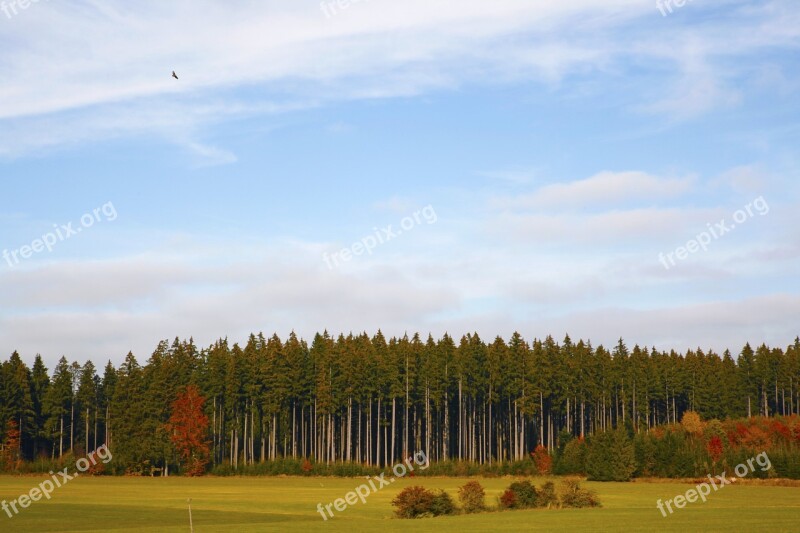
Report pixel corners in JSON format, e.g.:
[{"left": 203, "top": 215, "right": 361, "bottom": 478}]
[{"left": 1, "top": 476, "right": 799, "bottom": 532}]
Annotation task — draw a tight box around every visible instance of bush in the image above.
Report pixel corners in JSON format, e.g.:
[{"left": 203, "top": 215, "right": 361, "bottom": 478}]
[
  {"left": 559, "top": 478, "right": 601, "bottom": 508},
  {"left": 499, "top": 489, "right": 517, "bottom": 509},
  {"left": 430, "top": 490, "right": 456, "bottom": 516},
  {"left": 392, "top": 486, "right": 435, "bottom": 519},
  {"left": 537, "top": 481, "right": 558, "bottom": 508},
  {"left": 508, "top": 480, "right": 538, "bottom": 508},
  {"left": 458, "top": 481, "right": 486, "bottom": 513}
]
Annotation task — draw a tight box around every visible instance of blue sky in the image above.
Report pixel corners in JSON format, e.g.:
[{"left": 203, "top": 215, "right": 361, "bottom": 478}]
[{"left": 1, "top": 0, "right": 798, "bottom": 366}]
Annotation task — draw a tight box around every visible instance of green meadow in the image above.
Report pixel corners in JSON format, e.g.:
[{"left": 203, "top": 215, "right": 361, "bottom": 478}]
[{"left": 1, "top": 476, "right": 798, "bottom": 532}]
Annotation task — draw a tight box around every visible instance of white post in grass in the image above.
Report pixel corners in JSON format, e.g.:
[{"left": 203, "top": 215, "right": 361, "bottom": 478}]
[{"left": 188, "top": 498, "right": 194, "bottom": 533}]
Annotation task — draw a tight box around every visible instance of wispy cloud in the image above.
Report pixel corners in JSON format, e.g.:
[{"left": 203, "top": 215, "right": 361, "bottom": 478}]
[
  {"left": 497, "top": 171, "right": 695, "bottom": 211},
  {"left": 2, "top": 0, "right": 797, "bottom": 158},
  {"left": 477, "top": 168, "right": 539, "bottom": 185}
]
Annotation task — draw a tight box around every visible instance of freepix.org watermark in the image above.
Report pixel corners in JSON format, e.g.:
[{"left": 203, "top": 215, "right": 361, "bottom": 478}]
[
  {"left": 656, "top": 0, "right": 695, "bottom": 17},
  {"left": 323, "top": 205, "right": 437, "bottom": 270},
  {"left": 316, "top": 451, "right": 429, "bottom": 520},
  {"left": 320, "top": 0, "right": 371, "bottom": 19},
  {"left": 656, "top": 451, "right": 771, "bottom": 518},
  {"left": 1, "top": 0, "right": 48, "bottom": 20},
  {"left": 3, "top": 201, "right": 118, "bottom": 268},
  {"left": 2, "top": 445, "right": 113, "bottom": 519},
  {"left": 658, "top": 196, "right": 769, "bottom": 270}
]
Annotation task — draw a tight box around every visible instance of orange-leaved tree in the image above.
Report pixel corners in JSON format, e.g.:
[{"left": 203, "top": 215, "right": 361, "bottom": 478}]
[
  {"left": 1, "top": 419, "right": 21, "bottom": 472},
  {"left": 681, "top": 411, "right": 703, "bottom": 437},
  {"left": 166, "top": 385, "right": 210, "bottom": 476},
  {"left": 532, "top": 445, "right": 552, "bottom": 475}
]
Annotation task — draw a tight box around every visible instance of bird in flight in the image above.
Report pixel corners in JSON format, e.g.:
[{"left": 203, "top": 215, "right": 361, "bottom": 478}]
[{"left": 172, "top": 71, "right": 179, "bottom": 80}]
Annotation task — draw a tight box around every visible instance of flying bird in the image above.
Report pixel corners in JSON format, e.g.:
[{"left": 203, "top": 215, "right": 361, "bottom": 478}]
[{"left": 172, "top": 71, "right": 179, "bottom": 80}]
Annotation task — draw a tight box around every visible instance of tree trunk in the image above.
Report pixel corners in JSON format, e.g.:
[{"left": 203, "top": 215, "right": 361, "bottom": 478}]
[
  {"left": 391, "top": 397, "right": 396, "bottom": 464},
  {"left": 376, "top": 397, "right": 381, "bottom": 467}
]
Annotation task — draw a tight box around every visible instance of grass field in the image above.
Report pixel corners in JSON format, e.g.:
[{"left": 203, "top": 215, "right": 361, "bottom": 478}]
[{"left": 1, "top": 475, "right": 799, "bottom": 532}]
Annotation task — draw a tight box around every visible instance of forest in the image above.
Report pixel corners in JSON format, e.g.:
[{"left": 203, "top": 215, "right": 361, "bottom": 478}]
[{"left": 0, "top": 332, "right": 799, "bottom": 476}]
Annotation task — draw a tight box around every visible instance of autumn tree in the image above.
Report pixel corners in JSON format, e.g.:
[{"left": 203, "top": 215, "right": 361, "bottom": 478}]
[
  {"left": 166, "top": 385, "right": 210, "bottom": 476},
  {"left": 681, "top": 411, "right": 703, "bottom": 437},
  {"left": 532, "top": 444, "right": 552, "bottom": 475},
  {"left": 1, "top": 419, "right": 21, "bottom": 471}
]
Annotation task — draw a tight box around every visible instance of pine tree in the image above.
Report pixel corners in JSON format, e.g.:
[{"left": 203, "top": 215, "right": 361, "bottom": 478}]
[
  {"left": 30, "top": 355, "right": 50, "bottom": 458},
  {"left": 738, "top": 343, "right": 757, "bottom": 417},
  {"left": 76, "top": 361, "right": 99, "bottom": 454},
  {"left": 44, "top": 357, "right": 72, "bottom": 458},
  {"left": 0, "top": 352, "right": 35, "bottom": 459},
  {"left": 112, "top": 352, "right": 150, "bottom": 474}
]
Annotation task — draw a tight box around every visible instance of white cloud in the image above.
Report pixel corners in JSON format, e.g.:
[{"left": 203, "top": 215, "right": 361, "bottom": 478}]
[
  {"left": 712, "top": 165, "right": 768, "bottom": 194},
  {"left": 494, "top": 171, "right": 694, "bottom": 211}
]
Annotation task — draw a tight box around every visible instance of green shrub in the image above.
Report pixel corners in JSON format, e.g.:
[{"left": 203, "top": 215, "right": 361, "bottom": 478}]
[
  {"left": 537, "top": 481, "right": 558, "bottom": 508},
  {"left": 508, "top": 480, "right": 538, "bottom": 508},
  {"left": 458, "top": 480, "right": 486, "bottom": 513},
  {"left": 430, "top": 490, "right": 456, "bottom": 516},
  {"left": 559, "top": 478, "right": 601, "bottom": 508}
]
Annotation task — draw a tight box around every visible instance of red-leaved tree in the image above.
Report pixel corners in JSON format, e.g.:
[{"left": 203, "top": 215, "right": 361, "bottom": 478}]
[
  {"left": 2, "top": 420, "right": 21, "bottom": 472},
  {"left": 166, "top": 385, "right": 210, "bottom": 476},
  {"left": 706, "top": 436, "right": 724, "bottom": 463},
  {"left": 532, "top": 445, "right": 552, "bottom": 475}
]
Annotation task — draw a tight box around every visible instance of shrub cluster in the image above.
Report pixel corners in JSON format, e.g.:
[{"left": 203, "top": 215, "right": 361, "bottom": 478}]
[
  {"left": 392, "top": 486, "right": 456, "bottom": 518},
  {"left": 497, "top": 479, "right": 595, "bottom": 510},
  {"left": 393, "top": 479, "right": 601, "bottom": 518}
]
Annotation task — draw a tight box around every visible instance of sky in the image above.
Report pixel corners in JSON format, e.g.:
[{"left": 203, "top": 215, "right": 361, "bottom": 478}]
[{"left": 1, "top": 0, "right": 798, "bottom": 367}]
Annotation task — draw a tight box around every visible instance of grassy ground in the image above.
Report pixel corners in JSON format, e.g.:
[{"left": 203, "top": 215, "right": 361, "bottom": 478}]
[{"left": 1, "top": 475, "right": 799, "bottom": 532}]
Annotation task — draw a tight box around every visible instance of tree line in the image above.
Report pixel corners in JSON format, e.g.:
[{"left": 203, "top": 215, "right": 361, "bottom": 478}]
[{"left": 1, "top": 332, "right": 798, "bottom": 474}]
